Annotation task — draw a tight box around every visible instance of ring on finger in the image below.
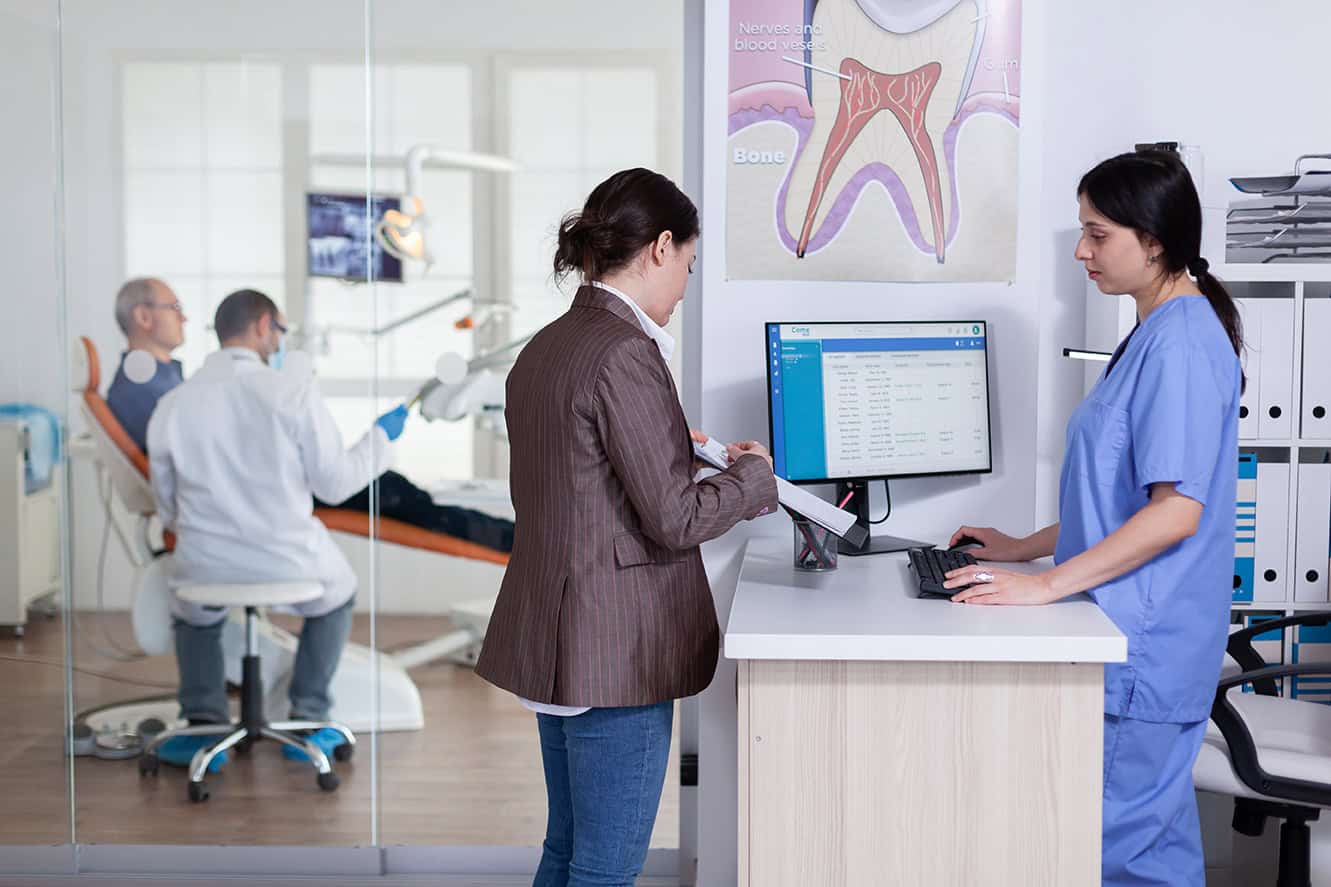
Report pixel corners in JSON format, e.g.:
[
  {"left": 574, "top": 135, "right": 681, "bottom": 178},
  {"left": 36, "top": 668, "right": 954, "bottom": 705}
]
[{"left": 973, "top": 570, "right": 995, "bottom": 584}]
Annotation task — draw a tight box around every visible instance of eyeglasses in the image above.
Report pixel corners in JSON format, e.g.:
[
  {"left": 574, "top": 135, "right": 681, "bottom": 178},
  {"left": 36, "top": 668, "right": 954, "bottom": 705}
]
[
  {"left": 272, "top": 317, "right": 288, "bottom": 335},
  {"left": 145, "top": 301, "right": 184, "bottom": 314}
]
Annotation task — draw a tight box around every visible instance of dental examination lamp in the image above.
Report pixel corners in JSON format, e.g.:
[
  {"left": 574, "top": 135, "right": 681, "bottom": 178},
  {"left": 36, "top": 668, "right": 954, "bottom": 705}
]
[{"left": 374, "top": 145, "right": 517, "bottom": 267}]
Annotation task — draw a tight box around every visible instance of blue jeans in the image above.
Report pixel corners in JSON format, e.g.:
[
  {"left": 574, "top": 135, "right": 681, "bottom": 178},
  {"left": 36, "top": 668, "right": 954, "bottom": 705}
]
[
  {"left": 533, "top": 702, "right": 673, "bottom": 887},
  {"left": 174, "top": 596, "right": 355, "bottom": 724}
]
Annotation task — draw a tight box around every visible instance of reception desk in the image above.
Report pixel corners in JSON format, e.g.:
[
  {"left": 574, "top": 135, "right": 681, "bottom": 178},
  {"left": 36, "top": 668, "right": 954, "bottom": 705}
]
[{"left": 725, "top": 538, "right": 1126, "bottom": 887}]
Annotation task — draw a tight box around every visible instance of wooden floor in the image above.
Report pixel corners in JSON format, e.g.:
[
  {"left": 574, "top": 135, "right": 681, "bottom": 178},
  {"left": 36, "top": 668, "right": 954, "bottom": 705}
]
[{"left": 0, "top": 612, "right": 679, "bottom": 848}]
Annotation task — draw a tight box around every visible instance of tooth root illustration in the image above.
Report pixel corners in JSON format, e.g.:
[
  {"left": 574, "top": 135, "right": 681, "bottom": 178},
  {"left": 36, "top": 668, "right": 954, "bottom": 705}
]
[
  {"left": 796, "top": 59, "right": 944, "bottom": 262},
  {"left": 786, "top": 0, "right": 983, "bottom": 263}
]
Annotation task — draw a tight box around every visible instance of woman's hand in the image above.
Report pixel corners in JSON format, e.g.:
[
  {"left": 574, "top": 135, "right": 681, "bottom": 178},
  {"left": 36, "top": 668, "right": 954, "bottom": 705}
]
[
  {"left": 727, "top": 440, "right": 773, "bottom": 471},
  {"left": 689, "top": 429, "right": 711, "bottom": 474},
  {"left": 942, "top": 564, "right": 1059, "bottom": 605},
  {"left": 947, "top": 525, "right": 1032, "bottom": 562}
]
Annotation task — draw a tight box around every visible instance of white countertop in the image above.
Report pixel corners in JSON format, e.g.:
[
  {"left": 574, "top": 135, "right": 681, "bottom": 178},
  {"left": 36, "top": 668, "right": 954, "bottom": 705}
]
[{"left": 724, "top": 537, "right": 1126, "bottom": 663}]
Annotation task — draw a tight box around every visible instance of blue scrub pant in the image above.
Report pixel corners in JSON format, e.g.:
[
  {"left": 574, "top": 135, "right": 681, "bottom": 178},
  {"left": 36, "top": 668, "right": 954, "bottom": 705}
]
[{"left": 1102, "top": 714, "right": 1209, "bottom": 887}]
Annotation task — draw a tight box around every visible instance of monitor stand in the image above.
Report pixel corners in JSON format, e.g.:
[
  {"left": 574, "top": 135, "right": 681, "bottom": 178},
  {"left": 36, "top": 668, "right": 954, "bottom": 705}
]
[{"left": 834, "top": 480, "right": 928, "bottom": 557}]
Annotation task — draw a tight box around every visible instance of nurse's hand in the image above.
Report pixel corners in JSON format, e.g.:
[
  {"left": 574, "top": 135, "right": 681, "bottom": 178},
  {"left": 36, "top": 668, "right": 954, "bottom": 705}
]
[
  {"left": 943, "top": 564, "right": 1058, "bottom": 605},
  {"left": 947, "top": 525, "right": 1030, "bottom": 562}
]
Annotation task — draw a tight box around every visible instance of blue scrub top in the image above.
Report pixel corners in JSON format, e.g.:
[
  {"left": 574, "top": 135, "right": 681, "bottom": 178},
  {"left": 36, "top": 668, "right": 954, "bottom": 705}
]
[
  {"left": 106, "top": 352, "right": 184, "bottom": 453},
  {"left": 1056, "top": 296, "right": 1240, "bottom": 724}
]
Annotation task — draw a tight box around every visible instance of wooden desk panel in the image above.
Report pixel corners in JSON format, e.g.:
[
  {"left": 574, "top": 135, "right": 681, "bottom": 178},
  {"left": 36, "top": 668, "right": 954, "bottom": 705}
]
[{"left": 738, "top": 659, "right": 1102, "bottom": 887}]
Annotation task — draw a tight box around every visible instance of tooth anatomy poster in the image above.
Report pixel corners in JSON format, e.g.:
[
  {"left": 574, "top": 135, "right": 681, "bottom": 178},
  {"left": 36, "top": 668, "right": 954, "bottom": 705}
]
[{"left": 727, "top": 0, "right": 1021, "bottom": 282}]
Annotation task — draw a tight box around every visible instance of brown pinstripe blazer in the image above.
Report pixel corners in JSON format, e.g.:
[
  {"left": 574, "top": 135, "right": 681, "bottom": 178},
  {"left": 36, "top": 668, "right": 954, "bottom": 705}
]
[{"left": 474, "top": 285, "right": 778, "bottom": 707}]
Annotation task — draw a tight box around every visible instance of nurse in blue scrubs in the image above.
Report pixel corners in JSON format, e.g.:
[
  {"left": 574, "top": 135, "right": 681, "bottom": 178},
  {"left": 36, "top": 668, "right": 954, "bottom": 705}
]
[{"left": 943, "top": 149, "right": 1243, "bottom": 886}]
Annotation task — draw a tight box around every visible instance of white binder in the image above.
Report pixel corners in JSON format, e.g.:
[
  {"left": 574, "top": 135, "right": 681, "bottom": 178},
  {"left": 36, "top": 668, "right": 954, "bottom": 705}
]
[
  {"left": 1302, "top": 299, "right": 1331, "bottom": 439},
  {"left": 1254, "top": 460, "right": 1290, "bottom": 602},
  {"left": 1235, "top": 298, "right": 1262, "bottom": 440},
  {"left": 1257, "top": 299, "right": 1295, "bottom": 440},
  {"left": 1294, "top": 462, "right": 1331, "bottom": 602}
]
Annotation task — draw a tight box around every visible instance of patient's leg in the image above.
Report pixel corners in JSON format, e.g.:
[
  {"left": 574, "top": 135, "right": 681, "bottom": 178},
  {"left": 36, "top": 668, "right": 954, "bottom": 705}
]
[
  {"left": 288, "top": 596, "right": 355, "bottom": 721},
  {"left": 324, "top": 470, "right": 514, "bottom": 552},
  {"left": 173, "top": 614, "right": 230, "bottom": 725}
]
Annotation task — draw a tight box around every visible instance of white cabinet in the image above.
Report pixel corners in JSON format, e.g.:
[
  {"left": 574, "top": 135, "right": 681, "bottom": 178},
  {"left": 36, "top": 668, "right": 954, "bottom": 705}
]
[{"left": 0, "top": 421, "right": 61, "bottom": 631}]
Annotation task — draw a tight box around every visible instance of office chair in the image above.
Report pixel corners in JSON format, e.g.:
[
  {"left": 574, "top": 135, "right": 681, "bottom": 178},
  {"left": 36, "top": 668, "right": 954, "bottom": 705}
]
[{"left": 1194, "top": 612, "right": 1331, "bottom": 887}]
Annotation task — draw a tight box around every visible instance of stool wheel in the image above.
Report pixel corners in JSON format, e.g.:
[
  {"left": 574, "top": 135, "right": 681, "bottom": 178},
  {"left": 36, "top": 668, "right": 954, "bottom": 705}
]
[
  {"left": 188, "top": 781, "right": 210, "bottom": 803},
  {"left": 333, "top": 743, "right": 353, "bottom": 762},
  {"left": 317, "top": 770, "right": 340, "bottom": 792},
  {"left": 235, "top": 737, "right": 253, "bottom": 756},
  {"left": 138, "top": 754, "right": 159, "bottom": 777}
]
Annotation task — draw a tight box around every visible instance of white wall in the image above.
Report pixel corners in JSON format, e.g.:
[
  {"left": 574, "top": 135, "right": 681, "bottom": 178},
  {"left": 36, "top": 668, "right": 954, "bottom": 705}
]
[
  {"left": 690, "top": 0, "right": 1331, "bottom": 884},
  {"left": 0, "top": 3, "right": 64, "bottom": 414}
]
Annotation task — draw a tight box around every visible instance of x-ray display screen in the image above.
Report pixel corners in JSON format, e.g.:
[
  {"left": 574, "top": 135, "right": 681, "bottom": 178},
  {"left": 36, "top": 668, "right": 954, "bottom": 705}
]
[{"left": 306, "top": 192, "right": 403, "bottom": 282}]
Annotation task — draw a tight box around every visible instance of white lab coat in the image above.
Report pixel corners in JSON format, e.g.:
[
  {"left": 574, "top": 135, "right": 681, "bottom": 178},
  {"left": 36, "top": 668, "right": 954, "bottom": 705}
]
[{"left": 147, "top": 347, "right": 393, "bottom": 624}]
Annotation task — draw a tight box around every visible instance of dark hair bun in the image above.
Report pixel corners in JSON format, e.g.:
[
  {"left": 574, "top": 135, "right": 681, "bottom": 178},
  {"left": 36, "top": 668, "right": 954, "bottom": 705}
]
[{"left": 552, "top": 168, "right": 699, "bottom": 284}]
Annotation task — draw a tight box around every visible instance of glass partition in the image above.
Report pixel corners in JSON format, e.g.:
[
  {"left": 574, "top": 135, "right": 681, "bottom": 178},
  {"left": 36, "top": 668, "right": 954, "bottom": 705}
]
[
  {"left": 1, "top": 0, "right": 690, "bottom": 872},
  {"left": 372, "top": 1, "right": 687, "bottom": 853},
  {"left": 59, "top": 0, "right": 379, "bottom": 847},
  {"left": 0, "top": 0, "right": 73, "bottom": 849}
]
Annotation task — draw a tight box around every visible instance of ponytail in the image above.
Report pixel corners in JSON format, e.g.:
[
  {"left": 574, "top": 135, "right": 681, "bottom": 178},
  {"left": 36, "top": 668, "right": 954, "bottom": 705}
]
[{"left": 1188, "top": 256, "right": 1247, "bottom": 393}]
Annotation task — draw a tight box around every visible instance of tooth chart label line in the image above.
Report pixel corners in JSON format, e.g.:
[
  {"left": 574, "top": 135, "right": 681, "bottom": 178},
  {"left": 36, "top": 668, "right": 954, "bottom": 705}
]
[{"left": 781, "top": 55, "right": 851, "bottom": 82}]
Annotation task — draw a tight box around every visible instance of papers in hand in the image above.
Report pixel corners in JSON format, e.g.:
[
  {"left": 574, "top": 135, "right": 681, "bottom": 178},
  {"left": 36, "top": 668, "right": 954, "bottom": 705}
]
[{"left": 692, "top": 437, "right": 864, "bottom": 543}]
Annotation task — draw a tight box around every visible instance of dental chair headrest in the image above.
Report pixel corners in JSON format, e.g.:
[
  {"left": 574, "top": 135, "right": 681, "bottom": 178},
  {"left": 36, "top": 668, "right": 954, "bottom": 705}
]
[
  {"left": 76, "top": 336, "right": 155, "bottom": 515},
  {"left": 75, "top": 335, "right": 102, "bottom": 394}
]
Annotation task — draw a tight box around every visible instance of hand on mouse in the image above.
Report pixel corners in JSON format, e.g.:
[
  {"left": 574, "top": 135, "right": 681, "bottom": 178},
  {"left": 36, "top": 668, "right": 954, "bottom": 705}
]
[{"left": 947, "top": 526, "right": 1031, "bottom": 562}]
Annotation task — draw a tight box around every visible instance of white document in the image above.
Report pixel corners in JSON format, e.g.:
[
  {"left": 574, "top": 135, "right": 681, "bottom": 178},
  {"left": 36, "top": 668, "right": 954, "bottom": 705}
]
[
  {"left": 1295, "top": 462, "right": 1331, "bottom": 602},
  {"left": 1257, "top": 298, "right": 1295, "bottom": 440},
  {"left": 1302, "top": 299, "right": 1331, "bottom": 439},
  {"left": 1254, "top": 460, "right": 1290, "bottom": 602},
  {"left": 1235, "top": 298, "right": 1262, "bottom": 440},
  {"left": 692, "top": 437, "right": 861, "bottom": 541}
]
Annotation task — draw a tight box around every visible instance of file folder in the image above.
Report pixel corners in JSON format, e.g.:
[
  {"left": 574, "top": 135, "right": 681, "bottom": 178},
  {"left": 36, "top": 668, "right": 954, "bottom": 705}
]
[
  {"left": 1302, "top": 299, "right": 1331, "bottom": 439},
  {"left": 1236, "top": 298, "right": 1262, "bottom": 440},
  {"left": 1257, "top": 299, "right": 1295, "bottom": 440},
  {"left": 1291, "top": 621, "right": 1331, "bottom": 704},
  {"left": 1254, "top": 460, "right": 1289, "bottom": 602},
  {"left": 1294, "top": 461, "right": 1331, "bottom": 602},
  {"left": 1234, "top": 453, "right": 1257, "bottom": 603}
]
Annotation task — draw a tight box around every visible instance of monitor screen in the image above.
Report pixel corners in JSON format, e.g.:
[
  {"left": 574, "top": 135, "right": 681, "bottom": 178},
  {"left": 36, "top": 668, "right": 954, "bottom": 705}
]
[
  {"left": 766, "top": 321, "right": 992, "bottom": 483},
  {"left": 306, "top": 192, "right": 403, "bottom": 282}
]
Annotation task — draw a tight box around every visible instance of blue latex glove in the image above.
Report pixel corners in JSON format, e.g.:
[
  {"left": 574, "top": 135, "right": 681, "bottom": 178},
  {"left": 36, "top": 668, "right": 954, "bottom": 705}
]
[{"left": 376, "top": 404, "right": 409, "bottom": 441}]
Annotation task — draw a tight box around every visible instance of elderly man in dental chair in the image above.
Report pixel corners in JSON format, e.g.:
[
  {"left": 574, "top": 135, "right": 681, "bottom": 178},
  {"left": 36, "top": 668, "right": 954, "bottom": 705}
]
[
  {"left": 143, "top": 289, "right": 406, "bottom": 770},
  {"left": 107, "top": 277, "right": 515, "bottom": 553}
]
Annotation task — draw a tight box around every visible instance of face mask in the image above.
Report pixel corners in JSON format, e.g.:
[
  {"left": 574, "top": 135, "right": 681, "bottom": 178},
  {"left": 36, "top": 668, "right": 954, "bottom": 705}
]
[{"left": 269, "top": 335, "right": 286, "bottom": 372}]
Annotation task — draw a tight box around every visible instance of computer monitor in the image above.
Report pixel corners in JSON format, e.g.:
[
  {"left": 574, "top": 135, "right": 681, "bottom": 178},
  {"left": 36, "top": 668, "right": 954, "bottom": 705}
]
[
  {"left": 306, "top": 192, "right": 403, "bottom": 283},
  {"left": 766, "top": 320, "right": 993, "bottom": 555}
]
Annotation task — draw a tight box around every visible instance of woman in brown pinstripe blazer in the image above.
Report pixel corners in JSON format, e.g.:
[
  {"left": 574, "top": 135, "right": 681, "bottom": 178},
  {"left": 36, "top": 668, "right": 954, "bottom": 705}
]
[{"left": 475, "top": 169, "right": 777, "bottom": 886}]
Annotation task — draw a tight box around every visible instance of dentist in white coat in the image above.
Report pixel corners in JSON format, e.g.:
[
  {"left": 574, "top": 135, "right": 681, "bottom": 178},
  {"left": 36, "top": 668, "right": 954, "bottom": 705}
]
[{"left": 147, "top": 288, "right": 408, "bottom": 769}]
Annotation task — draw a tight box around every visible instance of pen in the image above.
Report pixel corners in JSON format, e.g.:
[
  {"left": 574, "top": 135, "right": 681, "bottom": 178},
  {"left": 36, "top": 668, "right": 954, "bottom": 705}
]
[{"left": 799, "top": 490, "right": 855, "bottom": 565}]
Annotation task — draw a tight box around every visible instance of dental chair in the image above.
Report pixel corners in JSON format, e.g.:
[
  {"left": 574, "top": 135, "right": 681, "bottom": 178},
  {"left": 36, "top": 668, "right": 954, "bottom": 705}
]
[
  {"left": 71, "top": 337, "right": 429, "bottom": 736},
  {"left": 1193, "top": 613, "right": 1331, "bottom": 887}
]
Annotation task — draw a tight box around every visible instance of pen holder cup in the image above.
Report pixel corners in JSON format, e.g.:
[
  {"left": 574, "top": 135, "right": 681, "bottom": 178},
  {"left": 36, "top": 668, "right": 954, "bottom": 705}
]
[{"left": 792, "top": 517, "right": 837, "bottom": 572}]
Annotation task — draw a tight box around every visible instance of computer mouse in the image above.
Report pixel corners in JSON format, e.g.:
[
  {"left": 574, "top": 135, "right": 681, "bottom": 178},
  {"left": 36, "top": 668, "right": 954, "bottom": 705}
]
[{"left": 949, "top": 535, "right": 984, "bottom": 552}]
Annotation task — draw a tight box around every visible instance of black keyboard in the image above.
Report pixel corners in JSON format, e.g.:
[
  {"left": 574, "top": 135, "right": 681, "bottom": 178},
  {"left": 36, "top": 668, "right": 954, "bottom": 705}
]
[{"left": 907, "top": 547, "right": 978, "bottom": 599}]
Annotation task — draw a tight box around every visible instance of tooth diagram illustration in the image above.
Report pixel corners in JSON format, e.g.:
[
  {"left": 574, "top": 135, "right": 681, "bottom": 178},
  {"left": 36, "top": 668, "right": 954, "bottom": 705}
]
[{"left": 785, "top": 0, "right": 988, "bottom": 263}]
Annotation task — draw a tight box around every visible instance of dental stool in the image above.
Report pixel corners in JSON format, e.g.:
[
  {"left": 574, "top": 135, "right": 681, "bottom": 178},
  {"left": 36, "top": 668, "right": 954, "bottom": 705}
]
[{"left": 139, "top": 581, "right": 356, "bottom": 803}]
